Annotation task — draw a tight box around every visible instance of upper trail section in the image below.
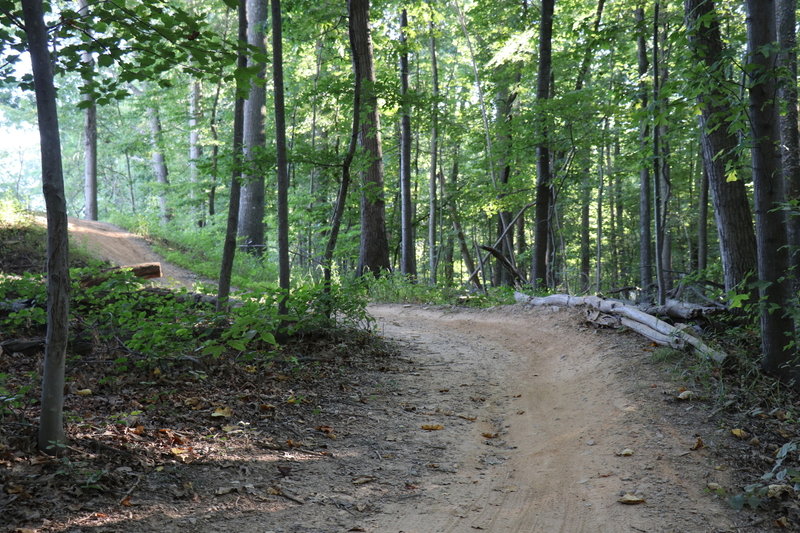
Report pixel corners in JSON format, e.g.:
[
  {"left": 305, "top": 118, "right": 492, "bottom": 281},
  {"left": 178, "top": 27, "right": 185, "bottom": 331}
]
[{"left": 59, "top": 216, "right": 207, "bottom": 290}]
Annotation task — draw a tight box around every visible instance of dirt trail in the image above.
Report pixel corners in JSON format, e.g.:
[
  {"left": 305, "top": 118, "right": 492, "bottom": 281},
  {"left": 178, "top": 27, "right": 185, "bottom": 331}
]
[
  {"left": 60, "top": 217, "right": 206, "bottom": 290},
  {"left": 59, "top": 219, "right": 761, "bottom": 533},
  {"left": 367, "top": 305, "right": 739, "bottom": 533}
]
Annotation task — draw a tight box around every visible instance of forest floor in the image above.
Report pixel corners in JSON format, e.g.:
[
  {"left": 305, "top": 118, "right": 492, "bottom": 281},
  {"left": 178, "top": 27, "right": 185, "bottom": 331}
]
[{"left": 0, "top": 218, "right": 793, "bottom": 532}]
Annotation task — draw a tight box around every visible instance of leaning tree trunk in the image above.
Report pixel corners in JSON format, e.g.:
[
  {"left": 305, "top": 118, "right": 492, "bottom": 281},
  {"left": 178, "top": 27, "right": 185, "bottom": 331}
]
[
  {"left": 217, "top": 0, "right": 248, "bottom": 311},
  {"left": 531, "top": 0, "right": 555, "bottom": 288},
  {"left": 399, "top": 9, "right": 415, "bottom": 279},
  {"left": 684, "top": 0, "right": 757, "bottom": 296},
  {"left": 23, "top": 0, "right": 71, "bottom": 453},
  {"left": 745, "top": 0, "right": 798, "bottom": 382},
  {"left": 237, "top": 0, "right": 267, "bottom": 254},
  {"left": 349, "top": 0, "right": 390, "bottom": 276}
]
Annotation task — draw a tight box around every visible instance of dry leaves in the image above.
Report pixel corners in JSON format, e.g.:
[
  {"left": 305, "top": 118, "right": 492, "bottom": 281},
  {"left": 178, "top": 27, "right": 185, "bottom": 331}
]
[
  {"left": 211, "top": 406, "right": 233, "bottom": 418},
  {"left": 730, "top": 428, "right": 749, "bottom": 440},
  {"left": 421, "top": 424, "right": 444, "bottom": 431},
  {"left": 615, "top": 448, "right": 634, "bottom": 456},
  {"left": 618, "top": 493, "right": 646, "bottom": 504}
]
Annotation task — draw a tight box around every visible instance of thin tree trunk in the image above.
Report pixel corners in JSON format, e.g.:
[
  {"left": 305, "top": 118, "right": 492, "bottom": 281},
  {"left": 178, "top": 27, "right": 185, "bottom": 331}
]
[
  {"left": 78, "top": 0, "right": 97, "bottom": 221},
  {"left": 595, "top": 143, "right": 605, "bottom": 292},
  {"left": 698, "top": 165, "right": 709, "bottom": 272},
  {"left": 188, "top": 80, "right": 203, "bottom": 226},
  {"left": 147, "top": 106, "right": 170, "bottom": 224},
  {"left": 399, "top": 9, "right": 415, "bottom": 278},
  {"left": 428, "top": 11, "right": 439, "bottom": 284},
  {"left": 272, "top": 0, "right": 290, "bottom": 316},
  {"left": 217, "top": 0, "right": 248, "bottom": 311},
  {"left": 322, "top": 0, "right": 366, "bottom": 289},
  {"left": 652, "top": 2, "right": 666, "bottom": 305},
  {"left": 23, "top": 0, "right": 71, "bottom": 453},
  {"left": 745, "top": 0, "right": 798, "bottom": 381},
  {"left": 531, "top": 0, "right": 555, "bottom": 288},
  {"left": 238, "top": 0, "right": 267, "bottom": 253},
  {"left": 580, "top": 178, "right": 591, "bottom": 292},
  {"left": 350, "top": 0, "right": 390, "bottom": 276},
  {"left": 636, "top": 7, "right": 653, "bottom": 300}
]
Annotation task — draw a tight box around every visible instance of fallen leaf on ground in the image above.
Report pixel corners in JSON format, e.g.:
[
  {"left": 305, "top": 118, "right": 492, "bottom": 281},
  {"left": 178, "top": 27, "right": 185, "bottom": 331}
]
[
  {"left": 768, "top": 484, "right": 793, "bottom": 498},
  {"left": 677, "top": 390, "right": 694, "bottom": 400},
  {"left": 618, "top": 493, "right": 646, "bottom": 504},
  {"left": 775, "top": 516, "right": 791, "bottom": 528},
  {"left": 482, "top": 432, "right": 498, "bottom": 439},
  {"left": 690, "top": 437, "right": 705, "bottom": 450},
  {"left": 615, "top": 448, "right": 634, "bottom": 456},
  {"left": 211, "top": 406, "right": 233, "bottom": 418},
  {"left": 120, "top": 495, "right": 133, "bottom": 507},
  {"left": 76, "top": 388, "right": 92, "bottom": 397},
  {"left": 731, "top": 428, "right": 749, "bottom": 439},
  {"left": 421, "top": 424, "right": 444, "bottom": 431},
  {"left": 286, "top": 439, "right": 303, "bottom": 448}
]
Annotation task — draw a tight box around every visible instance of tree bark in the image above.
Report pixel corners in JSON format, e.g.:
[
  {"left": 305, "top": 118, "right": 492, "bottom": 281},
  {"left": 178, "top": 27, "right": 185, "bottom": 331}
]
[
  {"left": 399, "top": 9, "right": 415, "bottom": 279},
  {"left": 272, "top": 0, "right": 290, "bottom": 316},
  {"left": 745, "top": 0, "right": 798, "bottom": 381},
  {"left": 531, "top": 0, "right": 555, "bottom": 288},
  {"left": 635, "top": 7, "right": 653, "bottom": 301},
  {"left": 188, "top": 79, "right": 203, "bottom": 226},
  {"left": 23, "top": 0, "right": 71, "bottom": 453},
  {"left": 428, "top": 12, "right": 439, "bottom": 284},
  {"left": 77, "top": 0, "right": 97, "bottom": 221},
  {"left": 147, "top": 106, "right": 170, "bottom": 224},
  {"left": 684, "top": 0, "right": 757, "bottom": 295},
  {"left": 349, "top": 0, "right": 390, "bottom": 276},
  {"left": 238, "top": 0, "right": 267, "bottom": 254},
  {"left": 697, "top": 165, "right": 709, "bottom": 272},
  {"left": 217, "top": 0, "right": 248, "bottom": 311},
  {"left": 776, "top": 0, "right": 800, "bottom": 276}
]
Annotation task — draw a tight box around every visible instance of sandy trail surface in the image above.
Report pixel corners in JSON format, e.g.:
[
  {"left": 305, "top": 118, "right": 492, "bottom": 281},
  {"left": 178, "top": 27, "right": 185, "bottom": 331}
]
[{"left": 56, "top": 218, "right": 759, "bottom": 533}]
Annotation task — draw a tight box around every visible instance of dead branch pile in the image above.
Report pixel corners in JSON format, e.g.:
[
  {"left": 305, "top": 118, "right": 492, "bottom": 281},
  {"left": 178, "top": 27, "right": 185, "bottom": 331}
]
[{"left": 514, "top": 293, "right": 726, "bottom": 363}]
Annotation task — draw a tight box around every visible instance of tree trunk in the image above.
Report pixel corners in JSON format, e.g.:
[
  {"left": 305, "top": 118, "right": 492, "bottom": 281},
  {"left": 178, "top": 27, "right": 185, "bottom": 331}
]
[
  {"left": 272, "top": 0, "right": 290, "bottom": 316},
  {"left": 147, "top": 106, "right": 170, "bottom": 224},
  {"left": 684, "top": 0, "right": 757, "bottom": 298},
  {"left": 636, "top": 7, "right": 653, "bottom": 301},
  {"left": 579, "top": 178, "right": 591, "bottom": 292},
  {"left": 23, "top": 0, "right": 71, "bottom": 453},
  {"left": 399, "top": 9, "right": 415, "bottom": 279},
  {"left": 217, "top": 0, "right": 248, "bottom": 311},
  {"left": 531, "top": 0, "right": 554, "bottom": 288},
  {"left": 78, "top": 0, "right": 97, "bottom": 221},
  {"left": 188, "top": 80, "right": 203, "bottom": 226},
  {"left": 652, "top": 2, "right": 667, "bottom": 305},
  {"left": 238, "top": 0, "right": 267, "bottom": 254},
  {"left": 428, "top": 12, "right": 439, "bottom": 284},
  {"left": 745, "top": 0, "right": 798, "bottom": 381},
  {"left": 697, "top": 165, "right": 709, "bottom": 272},
  {"left": 349, "top": 0, "right": 390, "bottom": 276},
  {"left": 776, "top": 0, "right": 800, "bottom": 276}
]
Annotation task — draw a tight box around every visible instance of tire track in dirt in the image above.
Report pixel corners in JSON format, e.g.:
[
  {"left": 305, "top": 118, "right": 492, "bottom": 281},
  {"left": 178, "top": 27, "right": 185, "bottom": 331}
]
[{"left": 367, "top": 304, "right": 740, "bottom": 533}]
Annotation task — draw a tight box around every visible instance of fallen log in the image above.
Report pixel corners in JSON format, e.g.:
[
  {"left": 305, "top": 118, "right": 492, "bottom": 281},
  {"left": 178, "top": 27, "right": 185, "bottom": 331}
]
[
  {"left": 515, "top": 292, "right": 726, "bottom": 363},
  {"left": 79, "top": 263, "right": 162, "bottom": 288}
]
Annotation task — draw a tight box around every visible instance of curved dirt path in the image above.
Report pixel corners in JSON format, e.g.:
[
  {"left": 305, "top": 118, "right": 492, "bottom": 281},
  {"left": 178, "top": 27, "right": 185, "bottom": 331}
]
[
  {"left": 366, "top": 305, "right": 739, "bottom": 533},
  {"left": 60, "top": 217, "right": 208, "bottom": 290},
  {"left": 61, "top": 220, "right": 760, "bottom": 532}
]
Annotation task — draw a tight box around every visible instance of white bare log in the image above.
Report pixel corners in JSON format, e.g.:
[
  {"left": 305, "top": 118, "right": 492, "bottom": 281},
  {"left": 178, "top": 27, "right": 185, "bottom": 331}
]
[{"left": 516, "top": 292, "right": 726, "bottom": 363}]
